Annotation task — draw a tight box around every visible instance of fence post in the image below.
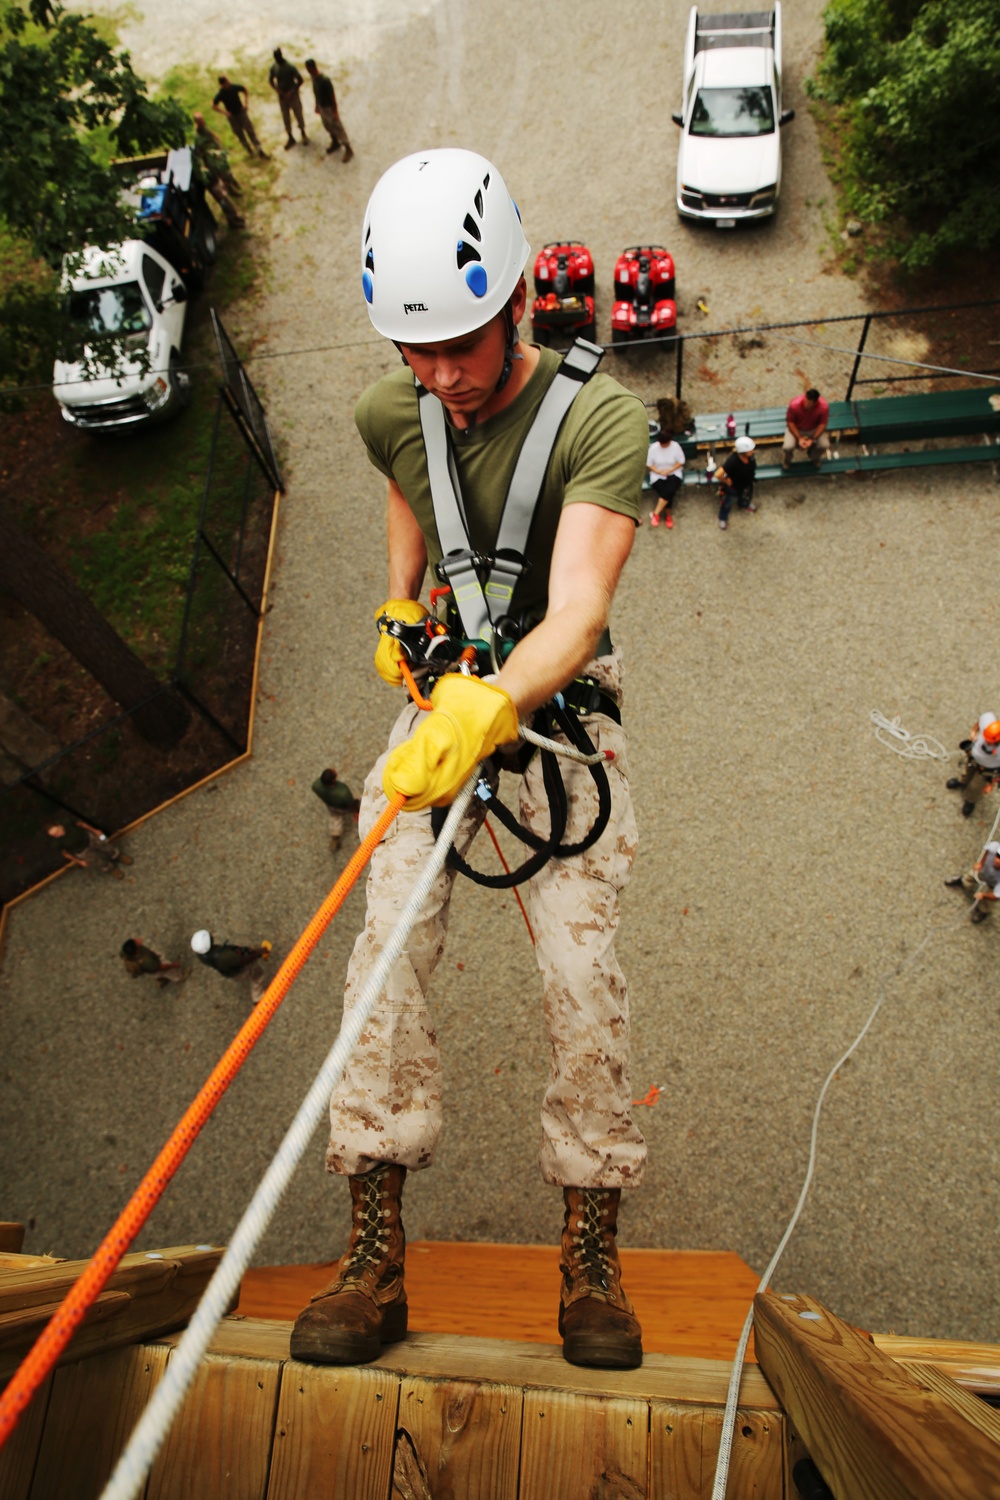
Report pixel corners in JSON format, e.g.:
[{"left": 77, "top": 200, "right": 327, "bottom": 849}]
[
  {"left": 846, "top": 314, "right": 872, "bottom": 401},
  {"left": 675, "top": 334, "right": 684, "bottom": 401}
]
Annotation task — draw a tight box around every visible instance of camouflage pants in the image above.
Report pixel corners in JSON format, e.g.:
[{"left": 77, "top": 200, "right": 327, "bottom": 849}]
[
  {"left": 327, "top": 653, "right": 646, "bottom": 1189},
  {"left": 955, "top": 756, "right": 996, "bottom": 809}
]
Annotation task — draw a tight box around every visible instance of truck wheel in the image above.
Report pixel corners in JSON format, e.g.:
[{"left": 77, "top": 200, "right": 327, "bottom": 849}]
[
  {"left": 533, "top": 326, "right": 550, "bottom": 347},
  {"left": 194, "top": 208, "right": 218, "bottom": 267},
  {"left": 611, "top": 328, "right": 628, "bottom": 344},
  {"left": 169, "top": 350, "right": 192, "bottom": 410},
  {"left": 579, "top": 321, "right": 596, "bottom": 343}
]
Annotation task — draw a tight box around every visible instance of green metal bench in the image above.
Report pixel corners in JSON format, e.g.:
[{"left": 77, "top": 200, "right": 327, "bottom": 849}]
[{"left": 854, "top": 388, "right": 1000, "bottom": 445}]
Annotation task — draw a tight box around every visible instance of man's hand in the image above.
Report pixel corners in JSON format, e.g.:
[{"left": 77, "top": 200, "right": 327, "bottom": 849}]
[
  {"left": 383, "top": 675, "right": 519, "bottom": 810},
  {"left": 374, "top": 599, "right": 429, "bottom": 685}
]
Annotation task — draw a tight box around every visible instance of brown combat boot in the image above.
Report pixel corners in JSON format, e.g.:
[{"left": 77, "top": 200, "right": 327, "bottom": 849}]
[
  {"left": 289, "top": 1163, "right": 407, "bottom": 1364},
  {"left": 558, "top": 1186, "right": 643, "bottom": 1369}
]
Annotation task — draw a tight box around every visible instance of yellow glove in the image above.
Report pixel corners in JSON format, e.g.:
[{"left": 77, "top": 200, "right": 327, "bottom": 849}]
[
  {"left": 383, "top": 674, "right": 520, "bottom": 810},
  {"left": 374, "top": 599, "right": 430, "bottom": 686}
]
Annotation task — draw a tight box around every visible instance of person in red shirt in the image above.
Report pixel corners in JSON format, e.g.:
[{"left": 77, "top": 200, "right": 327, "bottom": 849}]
[{"left": 782, "top": 387, "right": 829, "bottom": 470}]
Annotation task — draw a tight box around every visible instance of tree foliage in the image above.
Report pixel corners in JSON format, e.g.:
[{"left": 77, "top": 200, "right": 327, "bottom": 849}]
[
  {"left": 0, "top": 0, "right": 187, "bottom": 391},
  {"left": 0, "top": 0, "right": 187, "bottom": 263},
  {"left": 811, "top": 0, "right": 1000, "bottom": 269}
]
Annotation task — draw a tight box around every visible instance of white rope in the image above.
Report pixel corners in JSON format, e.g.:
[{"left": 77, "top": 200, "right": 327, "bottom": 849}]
[
  {"left": 709, "top": 896, "right": 974, "bottom": 1500},
  {"left": 870, "top": 709, "right": 948, "bottom": 760},
  {"left": 98, "top": 774, "right": 480, "bottom": 1500},
  {"left": 520, "top": 721, "right": 610, "bottom": 765}
]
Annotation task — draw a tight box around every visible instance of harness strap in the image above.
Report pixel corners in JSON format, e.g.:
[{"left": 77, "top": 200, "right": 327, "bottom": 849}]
[{"left": 416, "top": 339, "right": 604, "bottom": 644}]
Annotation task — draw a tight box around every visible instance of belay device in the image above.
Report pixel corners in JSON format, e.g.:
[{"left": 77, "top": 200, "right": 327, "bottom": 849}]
[{"left": 384, "top": 338, "right": 621, "bottom": 888}]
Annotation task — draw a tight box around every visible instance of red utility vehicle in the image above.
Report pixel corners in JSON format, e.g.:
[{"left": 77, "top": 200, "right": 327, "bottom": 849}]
[
  {"left": 610, "top": 245, "right": 677, "bottom": 344},
  {"left": 530, "top": 240, "right": 596, "bottom": 346}
]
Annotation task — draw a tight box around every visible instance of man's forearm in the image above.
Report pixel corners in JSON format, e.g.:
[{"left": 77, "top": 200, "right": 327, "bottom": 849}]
[{"left": 495, "top": 596, "right": 608, "bottom": 718}]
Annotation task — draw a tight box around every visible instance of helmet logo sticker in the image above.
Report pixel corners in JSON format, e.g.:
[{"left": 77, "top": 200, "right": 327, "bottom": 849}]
[{"left": 403, "top": 302, "right": 429, "bottom": 314}]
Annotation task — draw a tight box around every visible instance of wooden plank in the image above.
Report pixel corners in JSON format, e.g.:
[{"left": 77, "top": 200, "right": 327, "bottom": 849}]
[
  {"left": 651, "top": 1403, "right": 784, "bottom": 1500},
  {"left": 0, "top": 1259, "right": 61, "bottom": 1273},
  {"left": 238, "top": 1245, "right": 762, "bottom": 1363},
  {"left": 185, "top": 1319, "right": 782, "bottom": 1409},
  {"left": 28, "top": 1343, "right": 169, "bottom": 1500},
  {"left": 146, "top": 1350, "right": 281, "bottom": 1500},
  {"left": 266, "top": 1361, "right": 398, "bottom": 1500},
  {"left": 753, "top": 1292, "right": 1000, "bottom": 1500},
  {"left": 0, "top": 1247, "right": 224, "bottom": 1380},
  {"left": 872, "top": 1333, "right": 1000, "bottom": 1396},
  {"left": 239, "top": 1245, "right": 764, "bottom": 1360},
  {"left": 391, "top": 1377, "right": 521, "bottom": 1500},
  {"left": 0, "top": 1230, "right": 25, "bottom": 1256},
  {"left": 0, "top": 1374, "right": 52, "bottom": 1500},
  {"left": 896, "top": 1360, "right": 1000, "bottom": 1447},
  {"left": 518, "top": 1388, "right": 647, "bottom": 1500}
]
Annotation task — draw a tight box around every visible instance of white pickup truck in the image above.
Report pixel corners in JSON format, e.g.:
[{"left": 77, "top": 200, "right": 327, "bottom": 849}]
[
  {"left": 672, "top": 7, "right": 795, "bottom": 227},
  {"left": 53, "top": 146, "right": 215, "bottom": 431}
]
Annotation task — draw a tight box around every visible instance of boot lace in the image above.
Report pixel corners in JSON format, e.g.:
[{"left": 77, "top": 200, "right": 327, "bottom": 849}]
[
  {"left": 341, "top": 1168, "right": 392, "bottom": 1283},
  {"left": 569, "top": 1190, "right": 614, "bottom": 1293}
]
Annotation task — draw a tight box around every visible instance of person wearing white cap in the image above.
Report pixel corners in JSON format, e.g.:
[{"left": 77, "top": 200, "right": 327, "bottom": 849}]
[
  {"left": 290, "top": 147, "right": 650, "bottom": 1376},
  {"left": 190, "top": 929, "right": 271, "bottom": 1002},
  {"left": 713, "top": 435, "right": 757, "bottom": 530}
]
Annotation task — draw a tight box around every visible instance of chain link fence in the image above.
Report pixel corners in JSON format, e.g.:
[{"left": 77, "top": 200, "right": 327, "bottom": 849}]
[{"left": 1, "top": 315, "right": 282, "bottom": 911}]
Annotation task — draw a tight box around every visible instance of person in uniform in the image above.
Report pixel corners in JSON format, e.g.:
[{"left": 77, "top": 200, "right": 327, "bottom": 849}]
[
  {"left": 946, "top": 713, "right": 1000, "bottom": 817},
  {"left": 291, "top": 148, "right": 649, "bottom": 1374}
]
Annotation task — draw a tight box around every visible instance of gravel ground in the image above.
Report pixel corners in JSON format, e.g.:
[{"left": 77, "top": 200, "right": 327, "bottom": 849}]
[{"left": 3, "top": 0, "right": 998, "bottom": 1345}]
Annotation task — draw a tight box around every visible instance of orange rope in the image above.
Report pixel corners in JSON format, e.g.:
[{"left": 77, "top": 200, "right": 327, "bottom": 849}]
[
  {"left": 0, "top": 791, "right": 406, "bottom": 1451},
  {"left": 483, "top": 817, "right": 535, "bottom": 944}
]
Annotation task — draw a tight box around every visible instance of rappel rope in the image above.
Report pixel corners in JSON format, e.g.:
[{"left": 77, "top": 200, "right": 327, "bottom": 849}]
[
  {"left": 711, "top": 772, "right": 997, "bottom": 1498},
  {"left": 99, "top": 774, "right": 480, "bottom": 1500},
  {"left": 870, "top": 709, "right": 948, "bottom": 760},
  {"left": 0, "top": 791, "right": 408, "bottom": 1450}
]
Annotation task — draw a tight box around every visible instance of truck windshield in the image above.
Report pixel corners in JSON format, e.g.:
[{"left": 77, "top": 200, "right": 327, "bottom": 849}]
[
  {"left": 67, "top": 281, "right": 151, "bottom": 335},
  {"left": 690, "top": 87, "right": 774, "bottom": 137}
]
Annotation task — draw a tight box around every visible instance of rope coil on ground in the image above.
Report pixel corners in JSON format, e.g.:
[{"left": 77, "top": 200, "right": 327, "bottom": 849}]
[
  {"left": 97, "top": 773, "right": 480, "bottom": 1500},
  {"left": 870, "top": 709, "right": 948, "bottom": 760}
]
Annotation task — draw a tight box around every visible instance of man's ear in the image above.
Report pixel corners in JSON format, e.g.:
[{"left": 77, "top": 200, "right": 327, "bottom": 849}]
[{"left": 510, "top": 274, "right": 528, "bottom": 325}]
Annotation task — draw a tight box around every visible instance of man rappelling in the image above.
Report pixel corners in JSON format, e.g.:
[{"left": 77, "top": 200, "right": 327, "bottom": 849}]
[{"left": 291, "top": 148, "right": 650, "bottom": 1371}]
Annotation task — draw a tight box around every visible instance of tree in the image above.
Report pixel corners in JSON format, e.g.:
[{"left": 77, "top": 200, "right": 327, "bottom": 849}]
[
  {"left": 810, "top": 0, "right": 1000, "bottom": 269},
  {"left": 0, "top": 505, "right": 190, "bottom": 748},
  {"left": 0, "top": 0, "right": 188, "bottom": 391}
]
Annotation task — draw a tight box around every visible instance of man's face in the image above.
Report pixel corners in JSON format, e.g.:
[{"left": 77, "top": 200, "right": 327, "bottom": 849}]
[{"left": 399, "top": 316, "right": 508, "bottom": 421}]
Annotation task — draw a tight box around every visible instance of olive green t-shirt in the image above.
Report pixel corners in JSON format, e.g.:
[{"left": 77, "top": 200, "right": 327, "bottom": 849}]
[{"left": 354, "top": 347, "right": 647, "bottom": 621}]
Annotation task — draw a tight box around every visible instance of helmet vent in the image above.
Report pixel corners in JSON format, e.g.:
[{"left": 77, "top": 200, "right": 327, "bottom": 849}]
[
  {"left": 456, "top": 239, "right": 481, "bottom": 270},
  {"left": 474, "top": 189, "right": 484, "bottom": 216},
  {"left": 462, "top": 213, "right": 481, "bottom": 242}
]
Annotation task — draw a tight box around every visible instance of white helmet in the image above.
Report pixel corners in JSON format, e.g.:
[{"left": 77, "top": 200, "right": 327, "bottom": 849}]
[
  {"left": 361, "top": 148, "right": 530, "bottom": 343},
  {"left": 734, "top": 435, "right": 756, "bottom": 454},
  {"left": 191, "top": 929, "right": 212, "bottom": 954}
]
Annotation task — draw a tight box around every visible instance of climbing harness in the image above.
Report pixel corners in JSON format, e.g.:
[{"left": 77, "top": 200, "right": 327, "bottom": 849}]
[{"left": 383, "top": 338, "right": 621, "bottom": 888}]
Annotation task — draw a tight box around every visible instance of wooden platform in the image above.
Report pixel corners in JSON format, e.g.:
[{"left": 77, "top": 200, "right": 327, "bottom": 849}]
[
  {"left": 237, "top": 1242, "right": 763, "bottom": 1362},
  {"left": 3, "top": 1243, "right": 999, "bottom": 1499}
]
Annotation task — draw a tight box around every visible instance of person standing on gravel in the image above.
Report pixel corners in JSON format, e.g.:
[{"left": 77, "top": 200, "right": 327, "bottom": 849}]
[
  {"left": 291, "top": 148, "right": 649, "bottom": 1377},
  {"left": 268, "top": 48, "right": 308, "bottom": 149},
  {"left": 945, "top": 713, "right": 1000, "bottom": 817},
  {"left": 190, "top": 930, "right": 272, "bottom": 1003},
  {"left": 120, "top": 939, "right": 186, "bottom": 985},
  {"left": 714, "top": 435, "right": 757, "bottom": 529},
  {"left": 212, "top": 76, "right": 268, "bottom": 159},
  {"left": 945, "top": 840, "right": 1000, "bottom": 923},
  {"left": 311, "top": 767, "right": 360, "bottom": 849},
  {"left": 48, "top": 821, "right": 133, "bottom": 880},
  {"left": 304, "top": 59, "right": 353, "bottom": 162}
]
